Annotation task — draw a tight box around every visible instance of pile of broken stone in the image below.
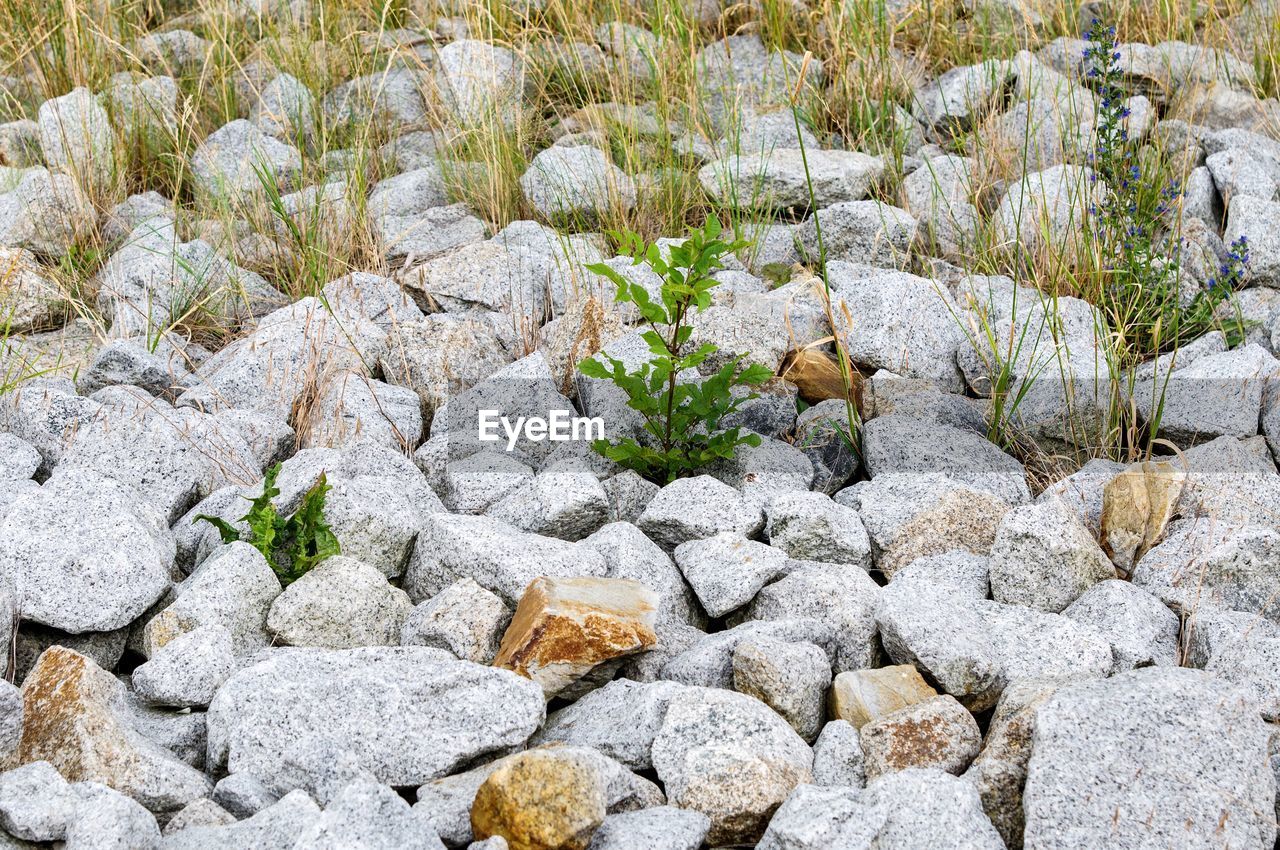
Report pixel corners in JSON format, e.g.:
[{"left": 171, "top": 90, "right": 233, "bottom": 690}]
[{"left": 3, "top": 9, "right": 1280, "bottom": 850}]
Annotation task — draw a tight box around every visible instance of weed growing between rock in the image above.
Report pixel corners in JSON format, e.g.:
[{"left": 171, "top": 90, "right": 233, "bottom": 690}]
[
  {"left": 579, "top": 217, "right": 772, "bottom": 483},
  {"left": 196, "top": 461, "right": 340, "bottom": 585}
]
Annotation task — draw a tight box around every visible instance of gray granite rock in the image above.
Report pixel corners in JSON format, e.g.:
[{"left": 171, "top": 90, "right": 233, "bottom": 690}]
[
  {"left": 161, "top": 798, "right": 236, "bottom": 835},
  {"left": 637, "top": 474, "right": 764, "bottom": 550},
  {"left": 744, "top": 563, "right": 881, "bottom": 672},
  {"left": 651, "top": 686, "right": 813, "bottom": 845},
  {"left": 400, "top": 578, "right": 510, "bottom": 664},
  {"left": 434, "top": 40, "right": 522, "bottom": 126},
  {"left": 485, "top": 464, "right": 610, "bottom": 541},
  {"left": 862, "top": 415, "right": 1030, "bottom": 505},
  {"left": 293, "top": 778, "right": 443, "bottom": 850},
  {"left": 1023, "top": 667, "right": 1275, "bottom": 850},
  {"left": 532, "top": 678, "right": 686, "bottom": 771},
  {"left": 1132, "top": 518, "right": 1280, "bottom": 623},
  {"left": 520, "top": 145, "right": 636, "bottom": 219},
  {"left": 163, "top": 790, "right": 322, "bottom": 850},
  {"left": 758, "top": 769, "right": 1004, "bottom": 849},
  {"left": 811, "top": 720, "right": 866, "bottom": 788},
  {"left": 191, "top": 119, "right": 301, "bottom": 201},
  {"left": 585, "top": 806, "right": 710, "bottom": 850},
  {"left": 0, "top": 167, "right": 95, "bottom": 256},
  {"left": 698, "top": 148, "right": 883, "bottom": 209},
  {"left": 0, "top": 761, "right": 78, "bottom": 841},
  {"left": 764, "top": 491, "right": 872, "bottom": 569},
  {"left": 403, "top": 513, "right": 608, "bottom": 606},
  {"left": 0, "top": 469, "right": 174, "bottom": 634},
  {"left": 793, "top": 399, "right": 861, "bottom": 494},
  {"left": 206, "top": 647, "right": 545, "bottom": 795},
  {"left": 132, "top": 624, "right": 234, "bottom": 708},
  {"left": 63, "top": 782, "right": 161, "bottom": 850},
  {"left": 142, "top": 542, "right": 280, "bottom": 658},
  {"left": 827, "top": 264, "right": 966, "bottom": 390},
  {"left": 798, "top": 203, "right": 918, "bottom": 269},
  {"left": 37, "top": 87, "right": 113, "bottom": 186},
  {"left": 674, "top": 532, "right": 789, "bottom": 617},
  {"left": 733, "top": 636, "right": 830, "bottom": 742},
  {"left": 662, "top": 617, "right": 832, "bottom": 689},
  {"left": 1185, "top": 605, "right": 1280, "bottom": 721},
  {"left": 876, "top": 566, "right": 1113, "bottom": 711},
  {"left": 0, "top": 434, "right": 38, "bottom": 482},
  {"left": 1061, "top": 579, "right": 1178, "bottom": 671},
  {"left": 988, "top": 498, "right": 1116, "bottom": 613},
  {"left": 267, "top": 556, "right": 412, "bottom": 649},
  {"left": 1034, "top": 457, "right": 1125, "bottom": 536},
  {"left": 212, "top": 773, "right": 278, "bottom": 819}
]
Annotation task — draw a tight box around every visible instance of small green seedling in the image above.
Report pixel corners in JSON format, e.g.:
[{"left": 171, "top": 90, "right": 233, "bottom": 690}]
[
  {"left": 579, "top": 217, "right": 773, "bottom": 484},
  {"left": 196, "top": 462, "right": 340, "bottom": 585}
]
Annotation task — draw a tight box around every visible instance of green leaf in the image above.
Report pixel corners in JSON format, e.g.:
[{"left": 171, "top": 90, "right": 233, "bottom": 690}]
[{"left": 193, "top": 514, "right": 241, "bottom": 544}]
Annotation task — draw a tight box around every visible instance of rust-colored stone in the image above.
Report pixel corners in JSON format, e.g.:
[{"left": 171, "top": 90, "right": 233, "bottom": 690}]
[
  {"left": 471, "top": 749, "right": 607, "bottom": 850},
  {"left": 494, "top": 577, "right": 658, "bottom": 698},
  {"left": 15, "top": 646, "right": 209, "bottom": 810},
  {"left": 859, "top": 694, "right": 981, "bottom": 779}
]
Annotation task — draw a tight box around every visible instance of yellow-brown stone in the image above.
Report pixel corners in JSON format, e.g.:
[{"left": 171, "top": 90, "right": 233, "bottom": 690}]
[
  {"left": 471, "top": 749, "right": 607, "bottom": 850},
  {"left": 15, "top": 646, "right": 209, "bottom": 810},
  {"left": 494, "top": 577, "right": 658, "bottom": 698},
  {"left": 1100, "top": 459, "right": 1185, "bottom": 576},
  {"left": 831, "top": 665, "right": 938, "bottom": 729}
]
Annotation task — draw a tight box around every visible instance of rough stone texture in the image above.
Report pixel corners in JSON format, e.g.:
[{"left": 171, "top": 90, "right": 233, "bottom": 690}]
[
  {"left": 205, "top": 647, "right": 545, "bottom": 795},
  {"left": 493, "top": 576, "right": 658, "bottom": 698},
  {"left": 758, "top": 770, "right": 1005, "bottom": 849},
  {"left": 0, "top": 469, "right": 174, "bottom": 634},
  {"left": 142, "top": 541, "right": 280, "bottom": 658},
  {"left": 798, "top": 202, "right": 918, "bottom": 269},
  {"left": 485, "top": 466, "right": 611, "bottom": 542},
  {"left": 743, "top": 563, "right": 881, "bottom": 672},
  {"left": 811, "top": 720, "right": 866, "bottom": 788},
  {"left": 520, "top": 145, "right": 636, "bottom": 220},
  {"left": 859, "top": 695, "right": 981, "bottom": 780},
  {"left": 401, "top": 578, "right": 511, "bottom": 663},
  {"left": 13, "top": 647, "right": 211, "bottom": 812},
  {"left": 764, "top": 491, "right": 872, "bottom": 569},
  {"left": 964, "top": 679, "right": 1060, "bottom": 850},
  {"left": 827, "top": 265, "right": 966, "bottom": 390},
  {"left": 1131, "top": 518, "right": 1280, "bottom": 624},
  {"left": 876, "top": 566, "right": 1113, "bottom": 711},
  {"left": 861, "top": 415, "right": 1030, "bottom": 506},
  {"left": 673, "top": 532, "right": 789, "bottom": 618},
  {"left": 584, "top": 806, "right": 709, "bottom": 850},
  {"left": 266, "top": 556, "right": 412, "bottom": 649},
  {"left": 404, "top": 513, "right": 609, "bottom": 606},
  {"left": 988, "top": 498, "right": 1116, "bottom": 613},
  {"left": 434, "top": 40, "right": 523, "bottom": 127},
  {"left": 636, "top": 475, "right": 764, "bottom": 550},
  {"left": 162, "top": 798, "right": 237, "bottom": 834},
  {"left": 837, "top": 473, "right": 1011, "bottom": 576},
  {"left": 0, "top": 760, "right": 78, "bottom": 841},
  {"left": 37, "top": 87, "right": 113, "bottom": 187},
  {"left": 293, "top": 777, "right": 445, "bottom": 850},
  {"left": 190, "top": 119, "right": 302, "bottom": 201},
  {"left": 131, "top": 625, "right": 234, "bottom": 709},
  {"left": 698, "top": 148, "right": 883, "bottom": 209},
  {"left": 0, "top": 167, "right": 96, "bottom": 256},
  {"left": 1098, "top": 459, "right": 1184, "bottom": 574},
  {"left": 831, "top": 665, "right": 938, "bottom": 730},
  {"left": 732, "top": 637, "right": 831, "bottom": 742},
  {"left": 1185, "top": 605, "right": 1280, "bottom": 721},
  {"left": 0, "top": 681, "right": 20, "bottom": 762},
  {"left": 650, "top": 686, "right": 813, "bottom": 845},
  {"left": 0, "top": 247, "right": 65, "bottom": 334},
  {"left": 532, "top": 678, "right": 686, "bottom": 771},
  {"left": 1023, "top": 667, "right": 1276, "bottom": 850},
  {"left": 163, "top": 790, "right": 322, "bottom": 850},
  {"left": 470, "top": 749, "right": 607, "bottom": 850},
  {"left": 1061, "top": 579, "right": 1178, "bottom": 671},
  {"left": 63, "top": 781, "right": 162, "bottom": 849}
]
